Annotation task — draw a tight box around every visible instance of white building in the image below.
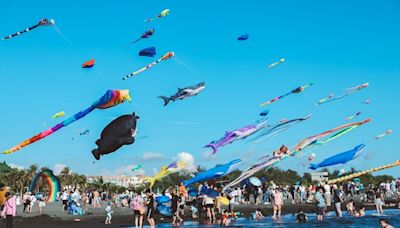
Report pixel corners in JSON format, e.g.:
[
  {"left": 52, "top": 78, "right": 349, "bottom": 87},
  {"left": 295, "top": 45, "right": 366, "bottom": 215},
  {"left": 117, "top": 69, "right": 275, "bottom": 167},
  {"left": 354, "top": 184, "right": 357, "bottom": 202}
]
[{"left": 87, "top": 175, "right": 144, "bottom": 188}]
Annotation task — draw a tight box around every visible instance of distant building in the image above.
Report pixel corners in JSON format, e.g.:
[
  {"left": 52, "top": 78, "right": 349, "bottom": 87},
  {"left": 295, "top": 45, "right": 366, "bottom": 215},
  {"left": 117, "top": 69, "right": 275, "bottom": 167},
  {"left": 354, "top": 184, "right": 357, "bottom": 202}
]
[{"left": 86, "top": 175, "right": 144, "bottom": 188}]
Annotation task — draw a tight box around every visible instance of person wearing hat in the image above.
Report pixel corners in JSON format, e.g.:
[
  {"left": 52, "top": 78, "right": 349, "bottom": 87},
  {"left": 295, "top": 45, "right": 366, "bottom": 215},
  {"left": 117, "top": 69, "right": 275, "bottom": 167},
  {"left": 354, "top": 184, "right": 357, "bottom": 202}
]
[{"left": 1, "top": 192, "right": 16, "bottom": 228}]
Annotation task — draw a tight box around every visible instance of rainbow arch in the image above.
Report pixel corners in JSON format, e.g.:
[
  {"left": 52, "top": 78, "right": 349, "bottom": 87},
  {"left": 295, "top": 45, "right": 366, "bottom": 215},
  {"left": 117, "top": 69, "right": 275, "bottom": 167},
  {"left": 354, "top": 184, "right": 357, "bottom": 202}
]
[{"left": 29, "top": 170, "right": 61, "bottom": 202}]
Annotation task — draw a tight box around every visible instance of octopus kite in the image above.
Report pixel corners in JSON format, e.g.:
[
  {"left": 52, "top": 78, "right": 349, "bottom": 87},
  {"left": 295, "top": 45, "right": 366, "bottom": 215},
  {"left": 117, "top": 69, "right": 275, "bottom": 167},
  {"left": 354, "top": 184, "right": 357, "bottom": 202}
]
[
  {"left": 122, "top": 52, "right": 174, "bottom": 80},
  {"left": 2, "top": 90, "right": 131, "bottom": 155},
  {"left": 259, "top": 83, "right": 313, "bottom": 106},
  {"left": 317, "top": 83, "right": 369, "bottom": 105},
  {"left": 2, "top": 18, "right": 55, "bottom": 40}
]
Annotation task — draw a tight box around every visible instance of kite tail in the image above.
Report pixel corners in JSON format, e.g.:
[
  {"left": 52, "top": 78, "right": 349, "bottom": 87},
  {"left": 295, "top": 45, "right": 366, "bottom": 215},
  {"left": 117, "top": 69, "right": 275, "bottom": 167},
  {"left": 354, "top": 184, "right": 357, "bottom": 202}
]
[
  {"left": 158, "top": 96, "right": 170, "bottom": 106},
  {"left": 204, "top": 144, "right": 218, "bottom": 154},
  {"left": 309, "top": 164, "right": 319, "bottom": 170},
  {"left": 130, "top": 38, "right": 141, "bottom": 44},
  {"left": 2, "top": 23, "right": 41, "bottom": 40}
]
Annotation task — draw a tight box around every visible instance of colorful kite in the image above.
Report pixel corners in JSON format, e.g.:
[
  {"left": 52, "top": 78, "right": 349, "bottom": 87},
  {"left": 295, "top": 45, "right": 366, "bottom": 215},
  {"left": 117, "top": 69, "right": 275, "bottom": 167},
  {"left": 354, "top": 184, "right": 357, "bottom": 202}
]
[
  {"left": 267, "top": 58, "right": 285, "bottom": 69},
  {"left": 29, "top": 170, "right": 60, "bottom": 202},
  {"left": 79, "top": 129, "right": 89, "bottom": 136},
  {"left": 82, "top": 59, "right": 95, "bottom": 68},
  {"left": 2, "top": 90, "right": 131, "bottom": 155},
  {"left": 130, "top": 28, "right": 155, "bottom": 44},
  {"left": 327, "top": 160, "right": 400, "bottom": 184},
  {"left": 2, "top": 18, "right": 55, "bottom": 40},
  {"left": 131, "top": 164, "right": 142, "bottom": 172},
  {"left": 317, "top": 83, "right": 369, "bottom": 105},
  {"left": 259, "top": 83, "right": 313, "bottom": 106},
  {"left": 122, "top": 52, "right": 174, "bottom": 80},
  {"left": 375, "top": 129, "right": 392, "bottom": 140},
  {"left": 310, "top": 144, "right": 366, "bottom": 170},
  {"left": 145, "top": 9, "right": 170, "bottom": 22},
  {"left": 146, "top": 160, "right": 186, "bottom": 187},
  {"left": 237, "top": 34, "right": 249, "bottom": 41},
  {"left": 51, "top": 111, "right": 65, "bottom": 119},
  {"left": 345, "top": 112, "right": 361, "bottom": 121},
  {"left": 139, "top": 47, "right": 156, "bottom": 57},
  {"left": 308, "top": 153, "right": 316, "bottom": 161}
]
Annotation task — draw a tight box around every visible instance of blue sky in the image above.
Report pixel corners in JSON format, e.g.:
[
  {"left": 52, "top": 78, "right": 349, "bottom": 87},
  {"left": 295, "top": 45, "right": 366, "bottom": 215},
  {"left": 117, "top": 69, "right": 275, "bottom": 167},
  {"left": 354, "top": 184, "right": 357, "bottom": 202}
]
[{"left": 0, "top": 0, "right": 399, "bottom": 177}]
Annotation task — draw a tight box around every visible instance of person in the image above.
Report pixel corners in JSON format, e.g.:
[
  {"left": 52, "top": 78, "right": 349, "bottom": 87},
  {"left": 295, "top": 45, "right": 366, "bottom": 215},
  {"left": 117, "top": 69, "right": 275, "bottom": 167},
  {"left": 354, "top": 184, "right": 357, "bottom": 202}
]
[
  {"left": 220, "top": 210, "right": 230, "bottom": 226},
  {"left": 228, "top": 190, "right": 237, "bottom": 220},
  {"left": 93, "top": 190, "right": 101, "bottom": 209},
  {"left": 29, "top": 192, "right": 36, "bottom": 213},
  {"left": 374, "top": 188, "right": 384, "bottom": 214},
  {"left": 178, "top": 183, "right": 187, "bottom": 197},
  {"left": 315, "top": 187, "right": 326, "bottom": 221},
  {"left": 105, "top": 202, "right": 113, "bottom": 224},
  {"left": 171, "top": 190, "right": 183, "bottom": 225},
  {"left": 296, "top": 209, "right": 307, "bottom": 224},
  {"left": 61, "top": 190, "right": 68, "bottom": 211},
  {"left": 346, "top": 199, "right": 355, "bottom": 216},
  {"left": 333, "top": 184, "right": 343, "bottom": 218},
  {"left": 323, "top": 183, "right": 331, "bottom": 207},
  {"left": 203, "top": 194, "right": 216, "bottom": 221},
  {"left": 38, "top": 197, "right": 45, "bottom": 213},
  {"left": 189, "top": 205, "right": 198, "bottom": 219},
  {"left": 254, "top": 208, "right": 264, "bottom": 220},
  {"left": 145, "top": 189, "right": 155, "bottom": 228},
  {"left": 1, "top": 192, "right": 16, "bottom": 228},
  {"left": 132, "top": 191, "right": 144, "bottom": 228},
  {"left": 380, "top": 219, "right": 394, "bottom": 228},
  {"left": 354, "top": 205, "right": 365, "bottom": 217},
  {"left": 272, "top": 188, "right": 283, "bottom": 220},
  {"left": 179, "top": 193, "right": 186, "bottom": 216}
]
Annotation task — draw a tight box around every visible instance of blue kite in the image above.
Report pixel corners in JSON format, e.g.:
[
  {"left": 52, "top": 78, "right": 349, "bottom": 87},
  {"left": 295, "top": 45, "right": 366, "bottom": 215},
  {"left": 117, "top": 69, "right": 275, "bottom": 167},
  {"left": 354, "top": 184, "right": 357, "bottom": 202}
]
[
  {"left": 310, "top": 144, "right": 366, "bottom": 170},
  {"left": 139, "top": 47, "right": 156, "bottom": 57}
]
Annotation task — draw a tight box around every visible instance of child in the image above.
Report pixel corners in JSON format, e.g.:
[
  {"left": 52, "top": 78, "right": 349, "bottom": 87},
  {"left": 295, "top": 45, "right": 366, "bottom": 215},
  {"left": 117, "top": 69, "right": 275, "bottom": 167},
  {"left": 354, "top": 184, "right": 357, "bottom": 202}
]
[
  {"left": 255, "top": 208, "right": 264, "bottom": 220},
  {"left": 346, "top": 199, "right": 355, "bottom": 216},
  {"left": 296, "top": 209, "right": 307, "bottom": 224},
  {"left": 105, "top": 202, "right": 113, "bottom": 224},
  {"left": 220, "top": 210, "right": 230, "bottom": 226},
  {"left": 190, "top": 205, "right": 198, "bottom": 219},
  {"left": 354, "top": 205, "right": 366, "bottom": 217}
]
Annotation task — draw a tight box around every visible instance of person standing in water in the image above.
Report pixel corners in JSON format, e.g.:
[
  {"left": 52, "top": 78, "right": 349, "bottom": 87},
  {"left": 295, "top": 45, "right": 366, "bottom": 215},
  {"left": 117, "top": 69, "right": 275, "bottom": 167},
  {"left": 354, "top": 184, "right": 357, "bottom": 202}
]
[
  {"left": 315, "top": 187, "right": 326, "bottom": 221},
  {"left": 272, "top": 188, "right": 283, "bottom": 220},
  {"left": 374, "top": 188, "right": 384, "bottom": 214}
]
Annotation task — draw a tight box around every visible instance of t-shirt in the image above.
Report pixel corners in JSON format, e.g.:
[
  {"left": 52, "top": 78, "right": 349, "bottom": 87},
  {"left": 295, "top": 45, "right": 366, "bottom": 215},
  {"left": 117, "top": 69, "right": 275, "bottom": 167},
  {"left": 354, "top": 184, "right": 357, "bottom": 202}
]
[
  {"left": 333, "top": 189, "right": 341, "bottom": 203},
  {"left": 147, "top": 195, "right": 154, "bottom": 210},
  {"left": 315, "top": 192, "right": 326, "bottom": 208},
  {"left": 171, "top": 195, "right": 179, "bottom": 210}
]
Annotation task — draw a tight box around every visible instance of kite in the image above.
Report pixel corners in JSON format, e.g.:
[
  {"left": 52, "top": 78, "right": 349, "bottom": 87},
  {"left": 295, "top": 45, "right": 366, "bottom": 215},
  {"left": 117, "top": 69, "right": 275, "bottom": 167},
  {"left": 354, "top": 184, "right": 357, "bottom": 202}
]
[
  {"left": 92, "top": 112, "right": 139, "bottom": 160},
  {"left": 317, "top": 83, "right": 369, "bottom": 105},
  {"left": 2, "top": 18, "right": 55, "bottom": 40},
  {"left": 237, "top": 34, "right": 249, "bottom": 41},
  {"left": 308, "top": 153, "right": 316, "bottom": 161},
  {"left": 122, "top": 52, "right": 174, "bottom": 80},
  {"left": 267, "top": 58, "right": 285, "bottom": 69},
  {"left": 52, "top": 111, "right": 65, "bottom": 119},
  {"left": 29, "top": 170, "right": 60, "bottom": 202},
  {"left": 159, "top": 82, "right": 206, "bottom": 106},
  {"left": 82, "top": 59, "right": 95, "bottom": 68},
  {"left": 310, "top": 144, "right": 366, "bottom": 170},
  {"left": 131, "top": 164, "right": 142, "bottom": 172},
  {"left": 259, "top": 83, "right": 313, "bottom": 106},
  {"left": 2, "top": 90, "right": 131, "bottom": 155},
  {"left": 79, "top": 129, "right": 89, "bottom": 136},
  {"left": 139, "top": 47, "right": 156, "bottom": 57},
  {"left": 249, "top": 177, "right": 262, "bottom": 187},
  {"left": 130, "top": 28, "right": 155, "bottom": 44},
  {"left": 183, "top": 159, "right": 241, "bottom": 187},
  {"left": 375, "top": 129, "right": 392, "bottom": 140},
  {"left": 224, "top": 118, "right": 371, "bottom": 190},
  {"left": 327, "top": 160, "right": 400, "bottom": 184},
  {"left": 145, "top": 9, "right": 170, "bottom": 22},
  {"left": 364, "top": 99, "right": 371, "bottom": 104},
  {"left": 345, "top": 112, "right": 361, "bottom": 121},
  {"left": 145, "top": 160, "right": 186, "bottom": 187}
]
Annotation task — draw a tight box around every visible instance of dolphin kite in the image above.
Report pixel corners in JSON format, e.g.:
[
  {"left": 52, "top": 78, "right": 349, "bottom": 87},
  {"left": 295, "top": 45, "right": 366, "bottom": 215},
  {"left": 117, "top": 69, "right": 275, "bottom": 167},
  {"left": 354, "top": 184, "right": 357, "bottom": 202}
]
[
  {"left": 159, "top": 82, "right": 206, "bottom": 106},
  {"left": 183, "top": 159, "right": 241, "bottom": 187},
  {"left": 310, "top": 144, "right": 366, "bottom": 170}
]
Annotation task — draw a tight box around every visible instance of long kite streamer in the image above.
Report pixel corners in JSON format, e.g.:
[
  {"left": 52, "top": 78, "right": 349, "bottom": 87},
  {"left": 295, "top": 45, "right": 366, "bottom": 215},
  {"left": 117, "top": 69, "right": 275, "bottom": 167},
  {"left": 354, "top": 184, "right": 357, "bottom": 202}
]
[
  {"left": 259, "top": 83, "right": 313, "bottom": 106},
  {"left": 327, "top": 160, "right": 400, "bottom": 184},
  {"left": 2, "top": 19, "right": 55, "bottom": 40},
  {"left": 122, "top": 52, "right": 174, "bottom": 80},
  {"left": 317, "top": 83, "right": 369, "bottom": 105},
  {"left": 375, "top": 129, "right": 392, "bottom": 140},
  {"left": 145, "top": 160, "right": 186, "bottom": 188},
  {"left": 2, "top": 90, "right": 131, "bottom": 154}
]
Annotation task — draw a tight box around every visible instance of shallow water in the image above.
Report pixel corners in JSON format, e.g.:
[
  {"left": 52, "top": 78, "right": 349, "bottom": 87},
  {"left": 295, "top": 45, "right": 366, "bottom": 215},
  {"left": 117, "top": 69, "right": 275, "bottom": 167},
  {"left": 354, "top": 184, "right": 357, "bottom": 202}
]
[{"left": 152, "top": 209, "right": 400, "bottom": 228}]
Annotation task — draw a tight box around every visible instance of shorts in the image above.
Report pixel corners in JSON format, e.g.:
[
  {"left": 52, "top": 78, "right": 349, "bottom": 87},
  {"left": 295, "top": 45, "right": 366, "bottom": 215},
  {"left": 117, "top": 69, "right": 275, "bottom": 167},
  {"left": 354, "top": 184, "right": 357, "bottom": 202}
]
[
  {"left": 205, "top": 204, "right": 214, "bottom": 208},
  {"left": 134, "top": 210, "right": 142, "bottom": 216},
  {"left": 317, "top": 207, "right": 325, "bottom": 215},
  {"left": 374, "top": 198, "right": 383, "bottom": 206},
  {"left": 146, "top": 208, "right": 154, "bottom": 219}
]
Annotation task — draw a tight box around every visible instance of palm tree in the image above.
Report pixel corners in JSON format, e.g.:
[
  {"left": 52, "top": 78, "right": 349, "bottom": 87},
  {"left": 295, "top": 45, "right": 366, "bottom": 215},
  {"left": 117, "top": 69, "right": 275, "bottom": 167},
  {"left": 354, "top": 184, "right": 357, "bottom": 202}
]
[{"left": 59, "top": 166, "right": 72, "bottom": 188}]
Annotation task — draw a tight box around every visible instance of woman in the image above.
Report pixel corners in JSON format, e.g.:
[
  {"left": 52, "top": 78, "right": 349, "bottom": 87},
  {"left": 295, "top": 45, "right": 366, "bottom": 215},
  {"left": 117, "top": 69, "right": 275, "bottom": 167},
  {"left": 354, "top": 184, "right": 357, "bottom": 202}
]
[
  {"left": 272, "top": 188, "right": 283, "bottom": 220},
  {"left": 132, "top": 191, "right": 145, "bottom": 228},
  {"left": 374, "top": 188, "right": 384, "bottom": 214},
  {"left": 202, "top": 194, "right": 215, "bottom": 221},
  {"left": 315, "top": 187, "right": 326, "bottom": 221},
  {"left": 1, "top": 192, "right": 16, "bottom": 228}
]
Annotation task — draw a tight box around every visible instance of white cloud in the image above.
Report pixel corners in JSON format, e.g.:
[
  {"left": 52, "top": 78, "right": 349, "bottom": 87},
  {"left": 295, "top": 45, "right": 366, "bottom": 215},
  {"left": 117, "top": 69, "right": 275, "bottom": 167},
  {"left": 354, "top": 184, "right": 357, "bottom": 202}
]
[
  {"left": 53, "top": 164, "right": 68, "bottom": 175},
  {"left": 141, "top": 152, "right": 165, "bottom": 160},
  {"left": 8, "top": 163, "right": 24, "bottom": 170},
  {"left": 174, "top": 152, "right": 196, "bottom": 171}
]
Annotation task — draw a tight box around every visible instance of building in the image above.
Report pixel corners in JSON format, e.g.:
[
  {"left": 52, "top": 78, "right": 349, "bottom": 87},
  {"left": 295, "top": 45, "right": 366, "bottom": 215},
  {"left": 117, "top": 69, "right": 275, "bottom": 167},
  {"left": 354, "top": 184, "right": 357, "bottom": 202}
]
[{"left": 86, "top": 175, "right": 144, "bottom": 188}]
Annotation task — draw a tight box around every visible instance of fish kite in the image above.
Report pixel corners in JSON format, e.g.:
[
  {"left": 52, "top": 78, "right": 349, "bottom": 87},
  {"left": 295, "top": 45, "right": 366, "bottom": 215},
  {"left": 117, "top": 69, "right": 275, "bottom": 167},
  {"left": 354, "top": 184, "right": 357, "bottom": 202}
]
[
  {"left": 267, "top": 58, "right": 285, "bottom": 69},
  {"left": 159, "top": 82, "right": 206, "bottom": 106},
  {"left": 131, "top": 164, "right": 142, "bottom": 172},
  {"left": 130, "top": 28, "right": 155, "bottom": 44},
  {"left": 145, "top": 9, "right": 170, "bottom": 22},
  {"left": 237, "top": 34, "right": 249, "bottom": 41},
  {"left": 2, "top": 18, "right": 55, "bottom": 40},
  {"left": 310, "top": 144, "right": 366, "bottom": 170},
  {"left": 79, "top": 129, "right": 89, "bottom": 136},
  {"left": 2, "top": 90, "right": 131, "bottom": 155},
  {"left": 92, "top": 112, "right": 139, "bottom": 160},
  {"left": 259, "top": 83, "right": 313, "bottom": 106},
  {"left": 145, "top": 160, "right": 186, "bottom": 187},
  {"left": 375, "top": 129, "right": 392, "bottom": 140},
  {"left": 139, "top": 47, "right": 156, "bottom": 57},
  {"left": 317, "top": 83, "right": 369, "bottom": 105},
  {"left": 183, "top": 159, "right": 241, "bottom": 187},
  {"left": 52, "top": 111, "right": 65, "bottom": 119},
  {"left": 122, "top": 52, "right": 174, "bottom": 80},
  {"left": 82, "top": 59, "right": 95, "bottom": 68},
  {"left": 327, "top": 160, "right": 400, "bottom": 184},
  {"left": 345, "top": 112, "right": 361, "bottom": 121}
]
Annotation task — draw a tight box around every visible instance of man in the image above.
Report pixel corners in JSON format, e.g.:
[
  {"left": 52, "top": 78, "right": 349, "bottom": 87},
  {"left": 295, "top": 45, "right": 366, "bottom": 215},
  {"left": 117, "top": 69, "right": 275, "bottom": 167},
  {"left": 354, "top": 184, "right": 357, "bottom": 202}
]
[
  {"left": 171, "top": 189, "right": 182, "bottom": 225},
  {"left": 333, "top": 185, "right": 343, "bottom": 218},
  {"left": 145, "top": 189, "right": 155, "bottom": 228}
]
